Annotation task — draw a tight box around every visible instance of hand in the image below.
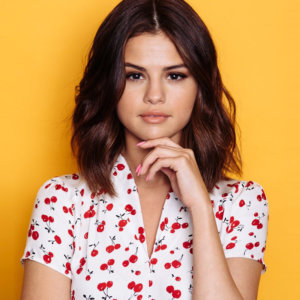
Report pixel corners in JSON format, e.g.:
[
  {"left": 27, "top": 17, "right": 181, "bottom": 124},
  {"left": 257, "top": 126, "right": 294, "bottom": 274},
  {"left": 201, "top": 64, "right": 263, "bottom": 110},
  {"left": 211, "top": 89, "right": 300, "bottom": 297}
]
[{"left": 136, "top": 137, "right": 211, "bottom": 210}]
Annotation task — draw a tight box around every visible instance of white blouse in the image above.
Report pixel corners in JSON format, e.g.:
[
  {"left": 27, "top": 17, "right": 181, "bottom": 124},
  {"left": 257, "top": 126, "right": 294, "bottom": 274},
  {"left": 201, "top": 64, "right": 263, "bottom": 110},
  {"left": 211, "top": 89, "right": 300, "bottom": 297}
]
[{"left": 21, "top": 153, "right": 269, "bottom": 300}]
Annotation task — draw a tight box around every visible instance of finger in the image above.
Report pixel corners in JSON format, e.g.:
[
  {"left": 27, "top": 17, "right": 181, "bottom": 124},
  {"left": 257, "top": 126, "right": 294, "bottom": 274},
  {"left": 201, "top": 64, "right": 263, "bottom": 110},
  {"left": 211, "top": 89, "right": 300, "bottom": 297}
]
[
  {"left": 138, "top": 146, "right": 189, "bottom": 176},
  {"left": 136, "top": 137, "right": 183, "bottom": 149},
  {"left": 146, "top": 156, "right": 182, "bottom": 181}
]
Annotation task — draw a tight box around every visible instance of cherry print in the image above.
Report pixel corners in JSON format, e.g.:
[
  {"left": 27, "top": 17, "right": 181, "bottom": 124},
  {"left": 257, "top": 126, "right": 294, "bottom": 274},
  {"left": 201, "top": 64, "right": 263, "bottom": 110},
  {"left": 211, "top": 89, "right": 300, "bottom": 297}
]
[
  {"left": 32, "top": 231, "right": 39, "bottom": 240},
  {"left": 257, "top": 195, "right": 262, "bottom": 201},
  {"left": 21, "top": 169, "right": 268, "bottom": 298},
  {"left": 72, "top": 174, "right": 79, "bottom": 180},
  {"left": 51, "top": 196, "right": 57, "bottom": 203},
  {"left": 84, "top": 206, "right": 96, "bottom": 218},
  {"left": 45, "top": 183, "right": 51, "bottom": 189},
  {"left": 127, "top": 189, "right": 132, "bottom": 194},
  {"left": 106, "top": 203, "right": 113, "bottom": 211},
  {"left": 226, "top": 242, "right": 236, "bottom": 249},
  {"left": 117, "top": 163, "right": 125, "bottom": 171},
  {"left": 97, "top": 282, "right": 107, "bottom": 291},
  {"left": 239, "top": 199, "right": 245, "bottom": 207},
  {"left": 113, "top": 171, "right": 117, "bottom": 176},
  {"left": 216, "top": 205, "right": 224, "bottom": 220},
  {"left": 172, "top": 289, "right": 181, "bottom": 298},
  {"left": 166, "top": 285, "right": 174, "bottom": 293},
  {"left": 134, "top": 283, "right": 143, "bottom": 293},
  {"left": 128, "top": 281, "right": 135, "bottom": 290},
  {"left": 246, "top": 242, "right": 254, "bottom": 250},
  {"left": 55, "top": 184, "right": 62, "bottom": 190}
]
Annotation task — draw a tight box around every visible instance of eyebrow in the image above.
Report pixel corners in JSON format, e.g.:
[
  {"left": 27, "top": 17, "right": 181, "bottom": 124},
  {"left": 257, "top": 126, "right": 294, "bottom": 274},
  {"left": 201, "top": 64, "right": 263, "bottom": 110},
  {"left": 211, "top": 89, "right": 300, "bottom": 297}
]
[{"left": 124, "top": 62, "right": 187, "bottom": 71}]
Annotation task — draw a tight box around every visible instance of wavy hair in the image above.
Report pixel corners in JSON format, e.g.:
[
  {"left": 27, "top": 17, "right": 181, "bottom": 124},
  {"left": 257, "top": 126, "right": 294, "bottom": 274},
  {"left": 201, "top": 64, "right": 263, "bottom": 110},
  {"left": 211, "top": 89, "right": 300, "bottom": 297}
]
[{"left": 71, "top": 0, "right": 242, "bottom": 196}]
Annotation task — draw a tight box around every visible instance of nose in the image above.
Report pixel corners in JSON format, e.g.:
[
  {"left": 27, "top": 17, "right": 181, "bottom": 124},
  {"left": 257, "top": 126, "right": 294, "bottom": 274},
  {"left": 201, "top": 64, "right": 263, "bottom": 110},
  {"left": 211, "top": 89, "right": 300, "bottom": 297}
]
[{"left": 143, "top": 77, "right": 165, "bottom": 104}]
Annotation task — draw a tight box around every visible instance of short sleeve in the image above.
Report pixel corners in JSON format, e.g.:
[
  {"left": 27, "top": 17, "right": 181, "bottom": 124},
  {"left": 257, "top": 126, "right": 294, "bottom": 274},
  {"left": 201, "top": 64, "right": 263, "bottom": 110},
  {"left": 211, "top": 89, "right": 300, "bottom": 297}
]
[
  {"left": 20, "top": 177, "right": 76, "bottom": 279},
  {"left": 222, "top": 181, "right": 269, "bottom": 275}
]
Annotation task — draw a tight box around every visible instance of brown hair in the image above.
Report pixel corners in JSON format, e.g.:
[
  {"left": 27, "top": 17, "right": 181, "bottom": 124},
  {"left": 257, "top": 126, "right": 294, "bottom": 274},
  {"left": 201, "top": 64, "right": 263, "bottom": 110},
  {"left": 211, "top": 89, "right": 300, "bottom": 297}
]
[{"left": 71, "top": 0, "right": 242, "bottom": 196}]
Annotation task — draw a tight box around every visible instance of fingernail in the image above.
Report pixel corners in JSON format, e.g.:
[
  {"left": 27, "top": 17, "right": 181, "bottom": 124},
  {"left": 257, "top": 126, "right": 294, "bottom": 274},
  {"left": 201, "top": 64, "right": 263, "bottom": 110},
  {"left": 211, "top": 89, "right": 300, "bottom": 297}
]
[
  {"left": 146, "top": 175, "right": 149, "bottom": 181},
  {"left": 135, "top": 164, "right": 141, "bottom": 174},
  {"left": 136, "top": 141, "right": 146, "bottom": 146}
]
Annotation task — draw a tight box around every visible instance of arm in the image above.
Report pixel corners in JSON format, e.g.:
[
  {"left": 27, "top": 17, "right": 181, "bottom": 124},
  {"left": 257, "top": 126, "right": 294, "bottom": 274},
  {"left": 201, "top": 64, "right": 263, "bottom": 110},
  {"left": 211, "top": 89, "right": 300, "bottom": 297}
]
[
  {"left": 21, "top": 260, "right": 71, "bottom": 300},
  {"left": 190, "top": 201, "right": 261, "bottom": 300}
]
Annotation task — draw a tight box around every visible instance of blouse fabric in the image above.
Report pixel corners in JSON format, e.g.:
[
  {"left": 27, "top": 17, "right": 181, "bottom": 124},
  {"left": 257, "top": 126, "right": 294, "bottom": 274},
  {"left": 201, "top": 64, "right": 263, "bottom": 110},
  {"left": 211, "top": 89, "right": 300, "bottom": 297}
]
[{"left": 21, "top": 153, "right": 269, "bottom": 300}]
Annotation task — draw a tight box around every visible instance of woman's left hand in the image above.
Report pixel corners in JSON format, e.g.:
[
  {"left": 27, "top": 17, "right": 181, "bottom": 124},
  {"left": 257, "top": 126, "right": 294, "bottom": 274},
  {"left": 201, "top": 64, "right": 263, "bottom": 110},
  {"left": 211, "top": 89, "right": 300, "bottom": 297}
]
[{"left": 136, "top": 137, "right": 211, "bottom": 210}]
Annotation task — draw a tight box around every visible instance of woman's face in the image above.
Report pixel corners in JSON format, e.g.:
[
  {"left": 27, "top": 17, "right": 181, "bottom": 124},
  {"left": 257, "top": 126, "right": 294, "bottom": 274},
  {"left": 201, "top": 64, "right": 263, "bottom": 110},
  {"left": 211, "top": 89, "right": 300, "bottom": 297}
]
[{"left": 117, "top": 31, "right": 198, "bottom": 145}]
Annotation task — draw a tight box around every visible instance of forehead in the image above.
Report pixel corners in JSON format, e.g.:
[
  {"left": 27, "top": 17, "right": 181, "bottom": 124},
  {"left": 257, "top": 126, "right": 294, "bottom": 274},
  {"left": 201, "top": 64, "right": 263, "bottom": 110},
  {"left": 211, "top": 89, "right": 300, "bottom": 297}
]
[{"left": 124, "top": 32, "right": 183, "bottom": 66}]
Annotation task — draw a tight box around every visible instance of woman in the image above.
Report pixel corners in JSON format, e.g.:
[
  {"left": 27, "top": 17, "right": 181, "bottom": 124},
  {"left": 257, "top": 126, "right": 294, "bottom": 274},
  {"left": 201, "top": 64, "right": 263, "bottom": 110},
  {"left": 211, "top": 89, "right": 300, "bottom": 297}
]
[{"left": 20, "top": 0, "right": 269, "bottom": 299}]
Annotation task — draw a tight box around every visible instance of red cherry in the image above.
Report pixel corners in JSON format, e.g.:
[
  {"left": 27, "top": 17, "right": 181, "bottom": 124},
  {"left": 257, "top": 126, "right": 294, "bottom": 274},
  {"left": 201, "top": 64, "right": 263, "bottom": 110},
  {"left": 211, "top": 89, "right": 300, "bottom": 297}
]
[
  {"left": 55, "top": 184, "right": 62, "bottom": 190},
  {"left": 117, "top": 163, "right": 125, "bottom": 171},
  {"left": 32, "top": 231, "right": 39, "bottom": 240},
  {"left": 160, "top": 222, "right": 165, "bottom": 231},
  {"left": 172, "top": 289, "right": 181, "bottom": 298},
  {"left": 138, "top": 227, "right": 144, "bottom": 234},
  {"left": 107, "top": 281, "right": 113, "bottom": 288},
  {"left": 119, "top": 220, "right": 127, "bottom": 227},
  {"left": 172, "top": 222, "right": 181, "bottom": 230},
  {"left": 122, "top": 260, "right": 129, "bottom": 267},
  {"left": 129, "top": 254, "right": 138, "bottom": 263},
  {"left": 91, "top": 250, "right": 98, "bottom": 257},
  {"left": 149, "top": 280, "right": 153, "bottom": 287},
  {"left": 100, "top": 263, "right": 108, "bottom": 270},
  {"left": 128, "top": 281, "right": 135, "bottom": 289},
  {"left": 72, "top": 174, "right": 79, "bottom": 180},
  {"left": 164, "top": 217, "right": 168, "bottom": 224},
  {"left": 80, "top": 189, "right": 84, "bottom": 196},
  {"left": 125, "top": 247, "right": 129, "bottom": 251},
  {"left": 54, "top": 235, "right": 61, "bottom": 244},
  {"left": 68, "top": 229, "right": 74, "bottom": 237},
  {"left": 164, "top": 263, "right": 171, "bottom": 269},
  {"left": 41, "top": 215, "right": 49, "bottom": 222},
  {"left": 257, "top": 195, "right": 262, "bottom": 201},
  {"left": 114, "top": 243, "right": 121, "bottom": 249},
  {"left": 161, "top": 244, "right": 167, "bottom": 250},
  {"left": 106, "top": 203, "right": 113, "bottom": 211},
  {"left": 175, "top": 276, "right": 181, "bottom": 281},
  {"left": 84, "top": 232, "right": 88, "bottom": 239},
  {"left": 51, "top": 196, "right": 57, "bottom": 203},
  {"left": 249, "top": 232, "right": 254, "bottom": 236},
  {"left": 85, "top": 275, "right": 91, "bottom": 281},
  {"left": 239, "top": 199, "right": 245, "bottom": 207},
  {"left": 80, "top": 257, "right": 86, "bottom": 266},
  {"left": 135, "top": 270, "right": 141, "bottom": 275},
  {"left": 170, "top": 229, "right": 175, "bottom": 233},
  {"left": 255, "top": 242, "right": 260, "bottom": 247},
  {"left": 183, "top": 241, "right": 191, "bottom": 249},
  {"left": 172, "top": 260, "right": 181, "bottom": 268},
  {"left": 25, "top": 251, "right": 30, "bottom": 257},
  {"left": 232, "top": 220, "right": 240, "bottom": 227},
  {"left": 44, "top": 198, "right": 50, "bottom": 205},
  {"left": 127, "top": 173, "right": 133, "bottom": 179},
  {"left": 134, "top": 283, "right": 143, "bottom": 293},
  {"left": 252, "top": 219, "right": 260, "bottom": 226},
  {"left": 257, "top": 223, "right": 263, "bottom": 229},
  {"left": 262, "top": 190, "right": 266, "bottom": 200},
  {"left": 150, "top": 258, "right": 157, "bottom": 265},
  {"left": 182, "top": 222, "right": 189, "bottom": 229},
  {"left": 107, "top": 259, "right": 115, "bottom": 265},
  {"left": 139, "top": 234, "right": 145, "bottom": 243},
  {"left": 166, "top": 285, "right": 174, "bottom": 293},
  {"left": 155, "top": 245, "right": 161, "bottom": 252},
  {"left": 254, "top": 212, "right": 259, "bottom": 217},
  {"left": 45, "top": 183, "right": 51, "bottom": 189},
  {"left": 125, "top": 204, "right": 133, "bottom": 212},
  {"left": 66, "top": 262, "right": 71, "bottom": 270},
  {"left": 226, "top": 242, "right": 235, "bottom": 249},
  {"left": 49, "top": 216, "right": 54, "bottom": 223},
  {"left": 97, "top": 282, "right": 106, "bottom": 291},
  {"left": 106, "top": 245, "right": 115, "bottom": 253},
  {"left": 76, "top": 267, "right": 83, "bottom": 274},
  {"left": 246, "top": 243, "right": 254, "bottom": 250},
  {"left": 43, "top": 255, "right": 51, "bottom": 264},
  {"left": 127, "top": 189, "right": 132, "bottom": 194},
  {"left": 131, "top": 209, "right": 136, "bottom": 215},
  {"left": 97, "top": 224, "right": 104, "bottom": 232},
  {"left": 63, "top": 206, "right": 68, "bottom": 213}
]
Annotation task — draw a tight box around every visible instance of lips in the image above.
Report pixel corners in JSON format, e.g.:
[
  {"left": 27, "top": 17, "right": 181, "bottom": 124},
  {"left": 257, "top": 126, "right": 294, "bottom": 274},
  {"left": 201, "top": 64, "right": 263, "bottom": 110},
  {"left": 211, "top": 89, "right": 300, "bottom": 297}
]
[{"left": 140, "top": 111, "right": 169, "bottom": 117}]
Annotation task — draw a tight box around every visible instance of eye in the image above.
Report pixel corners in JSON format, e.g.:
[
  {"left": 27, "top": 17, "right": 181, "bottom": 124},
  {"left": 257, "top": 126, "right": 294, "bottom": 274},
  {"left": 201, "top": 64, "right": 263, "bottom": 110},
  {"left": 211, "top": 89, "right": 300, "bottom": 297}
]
[
  {"left": 167, "top": 73, "right": 187, "bottom": 81},
  {"left": 126, "top": 72, "right": 144, "bottom": 81}
]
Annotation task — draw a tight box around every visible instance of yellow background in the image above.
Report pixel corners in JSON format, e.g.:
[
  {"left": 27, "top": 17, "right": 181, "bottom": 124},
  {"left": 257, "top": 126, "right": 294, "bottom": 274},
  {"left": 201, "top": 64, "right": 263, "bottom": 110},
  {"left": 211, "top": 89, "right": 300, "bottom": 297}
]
[{"left": 0, "top": 0, "right": 299, "bottom": 298}]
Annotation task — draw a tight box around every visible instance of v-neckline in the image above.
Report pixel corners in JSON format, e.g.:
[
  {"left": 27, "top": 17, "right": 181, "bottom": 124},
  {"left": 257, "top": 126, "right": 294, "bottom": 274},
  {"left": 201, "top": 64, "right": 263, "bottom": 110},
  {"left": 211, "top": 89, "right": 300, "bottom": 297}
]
[{"left": 118, "top": 153, "right": 172, "bottom": 262}]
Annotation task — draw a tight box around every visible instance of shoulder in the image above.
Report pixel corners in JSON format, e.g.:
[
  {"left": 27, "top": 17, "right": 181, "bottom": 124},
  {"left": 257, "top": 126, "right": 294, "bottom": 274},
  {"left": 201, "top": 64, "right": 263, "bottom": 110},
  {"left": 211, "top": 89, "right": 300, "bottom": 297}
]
[
  {"left": 35, "top": 173, "right": 91, "bottom": 204},
  {"left": 212, "top": 179, "right": 267, "bottom": 203}
]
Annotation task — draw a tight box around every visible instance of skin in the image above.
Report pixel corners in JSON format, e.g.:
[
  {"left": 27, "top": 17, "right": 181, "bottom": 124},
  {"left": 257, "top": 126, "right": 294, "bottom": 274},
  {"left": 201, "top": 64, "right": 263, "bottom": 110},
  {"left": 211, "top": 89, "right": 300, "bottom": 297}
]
[{"left": 21, "top": 31, "right": 263, "bottom": 300}]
